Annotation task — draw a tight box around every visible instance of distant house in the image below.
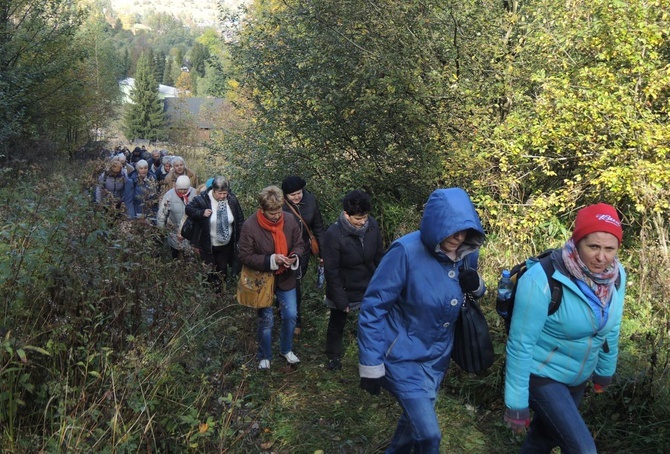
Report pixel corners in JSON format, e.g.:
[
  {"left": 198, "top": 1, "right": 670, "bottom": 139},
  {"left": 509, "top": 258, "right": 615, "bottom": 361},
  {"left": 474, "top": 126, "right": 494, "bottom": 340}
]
[
  {"left": 118, "top": 78, "right": 178, "bottom": 104},
  {"left": 163, "top": 97, "right": 227, "bottom": 141},
  {"left": 131, "top": 24, "right": 152, "bottom": 35}
]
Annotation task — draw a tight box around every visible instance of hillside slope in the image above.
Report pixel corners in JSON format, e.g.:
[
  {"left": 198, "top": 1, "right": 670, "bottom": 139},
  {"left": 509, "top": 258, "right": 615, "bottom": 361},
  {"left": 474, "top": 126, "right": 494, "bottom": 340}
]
[{"left": 110, "top": 0, "right": 247, "bottom": 27}]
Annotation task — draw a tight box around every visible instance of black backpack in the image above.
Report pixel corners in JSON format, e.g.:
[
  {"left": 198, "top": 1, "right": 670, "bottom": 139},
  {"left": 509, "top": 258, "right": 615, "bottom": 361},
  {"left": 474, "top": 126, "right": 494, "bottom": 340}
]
[
  {"left": 503, "top": 249, "right": 561, "bottom": 335},
  {"left": 504, "top": 249, "right": 622, "bottom": 349}
]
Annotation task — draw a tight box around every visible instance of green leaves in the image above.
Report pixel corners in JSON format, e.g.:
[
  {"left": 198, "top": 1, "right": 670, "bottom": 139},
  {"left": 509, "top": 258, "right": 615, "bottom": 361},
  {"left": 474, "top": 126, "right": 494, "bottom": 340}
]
[{"left": 474, "top": 0, "right": 670, "bottom": 242}]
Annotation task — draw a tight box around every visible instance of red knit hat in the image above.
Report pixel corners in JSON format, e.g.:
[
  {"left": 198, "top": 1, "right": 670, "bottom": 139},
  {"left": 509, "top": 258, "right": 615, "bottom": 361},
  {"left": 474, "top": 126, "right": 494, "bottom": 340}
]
[{"left": 572, "top": 203, "right": 623, "bottom": 245}]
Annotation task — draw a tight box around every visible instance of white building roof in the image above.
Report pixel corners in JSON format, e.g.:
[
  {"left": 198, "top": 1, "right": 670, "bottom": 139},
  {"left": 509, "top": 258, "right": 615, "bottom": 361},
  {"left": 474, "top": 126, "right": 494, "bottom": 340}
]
[{"left": 119, "top": 78, "right": 178, "bottom": 103}]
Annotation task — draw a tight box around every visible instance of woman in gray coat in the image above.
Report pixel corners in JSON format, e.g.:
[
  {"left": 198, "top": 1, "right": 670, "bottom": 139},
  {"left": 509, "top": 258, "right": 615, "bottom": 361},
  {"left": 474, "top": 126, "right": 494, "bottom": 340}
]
[{"left": 157, "top": 175, "right": 197, "bottom": 258}]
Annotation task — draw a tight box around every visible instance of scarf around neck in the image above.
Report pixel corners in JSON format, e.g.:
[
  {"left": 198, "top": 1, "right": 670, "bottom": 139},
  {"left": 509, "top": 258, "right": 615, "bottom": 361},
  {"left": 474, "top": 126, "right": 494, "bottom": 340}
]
[
  {"left": 216, "top": 199, "right": 231, "bottom": 244},
  {"left": 256, "top": 209, "right": 288, "bottom": 274},
  {"left": 175, "top": 189, "right": 189, "bottom": 205},
  {"left": 339, "top": 211, "right": 369, "bottom": 238},
  {"left": 561, "top": 238, "right": 620, "bottom": 307}
]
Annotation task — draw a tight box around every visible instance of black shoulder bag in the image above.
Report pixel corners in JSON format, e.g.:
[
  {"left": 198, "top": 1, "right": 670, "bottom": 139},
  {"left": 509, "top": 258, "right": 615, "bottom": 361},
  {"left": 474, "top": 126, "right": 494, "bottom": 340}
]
[{"left": 451, "top": 261, "right": 494, "bottom": 374}]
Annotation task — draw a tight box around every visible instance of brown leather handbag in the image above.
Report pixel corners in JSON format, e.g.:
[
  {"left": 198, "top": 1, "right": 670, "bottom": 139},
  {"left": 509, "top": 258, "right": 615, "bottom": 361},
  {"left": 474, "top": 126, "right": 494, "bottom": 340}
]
[{"left": 285, "top": 203, "right": 319, "bottom": 255}]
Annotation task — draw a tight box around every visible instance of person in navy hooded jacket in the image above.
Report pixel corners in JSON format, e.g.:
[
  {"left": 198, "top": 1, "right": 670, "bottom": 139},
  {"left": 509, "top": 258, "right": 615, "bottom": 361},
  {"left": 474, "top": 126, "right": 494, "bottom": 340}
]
[{"left": 357, "top": 188, "right": 486, "bottom": 452}]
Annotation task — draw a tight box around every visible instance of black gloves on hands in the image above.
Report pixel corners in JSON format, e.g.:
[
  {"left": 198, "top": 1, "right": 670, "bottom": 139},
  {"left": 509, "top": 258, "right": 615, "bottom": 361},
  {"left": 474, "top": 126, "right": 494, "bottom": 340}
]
[
  {"left": 360, "top": 377, "right": 382, "bottom": 395},
  {"left": 458, "top": 268, "right": 480, "bottom": 293}
]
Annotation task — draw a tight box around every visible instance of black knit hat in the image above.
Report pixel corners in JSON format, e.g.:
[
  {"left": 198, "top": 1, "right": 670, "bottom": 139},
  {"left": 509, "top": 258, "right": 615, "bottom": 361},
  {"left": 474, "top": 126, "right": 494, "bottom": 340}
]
[{"left": 281, "top": 176, "right": 306, "bottom": 195}]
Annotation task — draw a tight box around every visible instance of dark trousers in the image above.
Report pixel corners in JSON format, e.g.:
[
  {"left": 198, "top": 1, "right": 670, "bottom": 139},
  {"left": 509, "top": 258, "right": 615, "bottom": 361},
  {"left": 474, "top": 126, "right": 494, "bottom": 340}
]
[
  {"left": 295, "top": 254, "right": 311, "bottom": 328},
  {"left": 325, "top": 308, "right": 350, "bottom": 360},
  {"left": 200, "top": 242, "right": 234, "bottom": 293},
  {"left": 387, "top": 395, "right": 441, "bottom": 453},
  {"left": 295, "top": 278, "right": 303, "bottom": 328},
  {"left": 521, "top": 379, "right": 594, "bottom": 454}
]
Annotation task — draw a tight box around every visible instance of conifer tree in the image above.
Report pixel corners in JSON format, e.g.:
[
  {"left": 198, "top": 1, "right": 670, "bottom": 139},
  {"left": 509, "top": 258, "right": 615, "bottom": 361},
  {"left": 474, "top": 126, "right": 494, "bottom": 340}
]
[
  {"left": 120, "top": 48, "right": 131, "bottom": 78},
  {"left": 123, "top": 52, "right": 166, "bottom": 141},
  {"left": 163, "top": 57, "right": 175, "bottom": 86},
  {"left": 154, "top": 50, "right": 166, "bottom": 85},
  {"left": 190, "top": 42, "right": 209, "bottom": 78}
]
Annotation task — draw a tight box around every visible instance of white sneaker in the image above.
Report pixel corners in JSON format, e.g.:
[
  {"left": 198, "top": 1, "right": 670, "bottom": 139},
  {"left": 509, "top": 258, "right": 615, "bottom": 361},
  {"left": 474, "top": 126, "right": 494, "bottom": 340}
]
[
  {"left": 282, "top": 351, "right": 300, "bottom": 364},
  {"left": 258, "top": 359, "right": 270, "bottom": 370}
]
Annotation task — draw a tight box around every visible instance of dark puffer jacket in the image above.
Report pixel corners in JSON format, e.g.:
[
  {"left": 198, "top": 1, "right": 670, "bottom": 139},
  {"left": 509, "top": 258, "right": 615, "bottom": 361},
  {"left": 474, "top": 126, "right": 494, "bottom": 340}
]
[
  {"left": 322, "top": 216, "right": 384, "bottom": 311},
  {"left": 185, "top": 190, "right": 245, "bottom": 254}
]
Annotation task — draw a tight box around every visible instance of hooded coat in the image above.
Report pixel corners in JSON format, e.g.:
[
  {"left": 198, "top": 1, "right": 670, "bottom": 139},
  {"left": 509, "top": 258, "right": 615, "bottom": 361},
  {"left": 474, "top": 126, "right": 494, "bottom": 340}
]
[{"left": 358, "top": 188, "right": 486, "bottom": 398}]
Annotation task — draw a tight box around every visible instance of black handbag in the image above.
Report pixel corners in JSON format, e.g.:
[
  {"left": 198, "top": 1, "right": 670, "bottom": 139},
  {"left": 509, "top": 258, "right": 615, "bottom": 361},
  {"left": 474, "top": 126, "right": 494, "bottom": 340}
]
[
  {"left": 452, "top": 292, "right": 495, "bottom": 374},
  {"left": 180, "top": 216, "right": 195, "bottom": 242}
]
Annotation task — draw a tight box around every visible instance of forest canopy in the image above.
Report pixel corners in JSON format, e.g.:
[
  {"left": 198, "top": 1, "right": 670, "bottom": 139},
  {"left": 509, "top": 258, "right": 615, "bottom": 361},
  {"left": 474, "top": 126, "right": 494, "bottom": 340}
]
[{"left": 217, "top": 0, "right": 670, "bottom": 246}]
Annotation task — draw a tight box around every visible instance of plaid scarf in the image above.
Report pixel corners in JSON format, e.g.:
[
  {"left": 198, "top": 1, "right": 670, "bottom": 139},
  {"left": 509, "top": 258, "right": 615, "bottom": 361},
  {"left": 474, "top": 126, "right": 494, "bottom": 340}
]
[{"left": 561, "top": 238, "right": 620, "bottom": 307}]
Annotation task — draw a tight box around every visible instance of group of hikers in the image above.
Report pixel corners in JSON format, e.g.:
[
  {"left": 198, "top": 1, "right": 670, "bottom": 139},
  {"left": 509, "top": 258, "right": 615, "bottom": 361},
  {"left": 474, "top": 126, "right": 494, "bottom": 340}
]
[
  {"left": 94, "top": 145, "right": 198, "bottom": 223},
  {"left": 95, "top": 149, "right": 626, "bottom": 453}
]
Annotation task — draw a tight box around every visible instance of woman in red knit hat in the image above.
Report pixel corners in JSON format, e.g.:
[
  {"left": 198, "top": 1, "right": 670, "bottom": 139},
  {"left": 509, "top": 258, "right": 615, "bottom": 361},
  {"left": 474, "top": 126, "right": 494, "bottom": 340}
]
[{"left": 504, "top": 203, "right": 626, "bottom": 453}]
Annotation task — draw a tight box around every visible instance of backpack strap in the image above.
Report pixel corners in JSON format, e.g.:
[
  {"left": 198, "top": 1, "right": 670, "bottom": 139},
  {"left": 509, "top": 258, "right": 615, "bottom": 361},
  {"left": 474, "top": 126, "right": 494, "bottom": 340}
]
[
  {"left": 602, "top": 269, "right": 622, "bottom": 354},
  {"left": 538, "top": 253, "right": 563, "bottom": 316}
]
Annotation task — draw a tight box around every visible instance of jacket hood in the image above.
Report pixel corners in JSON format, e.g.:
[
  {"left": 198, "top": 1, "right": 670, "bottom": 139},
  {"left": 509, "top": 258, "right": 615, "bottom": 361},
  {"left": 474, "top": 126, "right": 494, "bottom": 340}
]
[{"left": 419, "top": 188, "right": 485, "bottom": 256}]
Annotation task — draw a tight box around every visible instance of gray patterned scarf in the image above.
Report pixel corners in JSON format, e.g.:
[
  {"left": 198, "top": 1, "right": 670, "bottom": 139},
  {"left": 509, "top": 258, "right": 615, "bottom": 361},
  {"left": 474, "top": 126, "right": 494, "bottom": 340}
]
[{"left": 216, "top": 200, "right": 231, "bottom": 243}]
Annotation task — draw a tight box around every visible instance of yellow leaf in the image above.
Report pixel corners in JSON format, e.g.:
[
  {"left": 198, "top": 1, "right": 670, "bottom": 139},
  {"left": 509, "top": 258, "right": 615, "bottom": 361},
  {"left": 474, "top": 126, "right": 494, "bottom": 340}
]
[{"left": 199, "top": 423, "right": 208, "bottom": 433}]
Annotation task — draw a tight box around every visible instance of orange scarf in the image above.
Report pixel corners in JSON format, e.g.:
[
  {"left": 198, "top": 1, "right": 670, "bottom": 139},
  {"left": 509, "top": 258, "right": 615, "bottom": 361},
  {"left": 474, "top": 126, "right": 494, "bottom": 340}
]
[{"left": 256, "top": 209, "right": 289, "bottom": 274}]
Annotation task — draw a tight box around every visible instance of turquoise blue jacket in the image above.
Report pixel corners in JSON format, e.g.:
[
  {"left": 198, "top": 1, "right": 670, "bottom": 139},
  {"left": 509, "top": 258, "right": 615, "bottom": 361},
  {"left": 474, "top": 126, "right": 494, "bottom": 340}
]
[
  {"left": 358, "top": 188, "right": 486, "bottom": 398},
  {"left": 504, "top": 253, "right": 626, "bottom": 411}
]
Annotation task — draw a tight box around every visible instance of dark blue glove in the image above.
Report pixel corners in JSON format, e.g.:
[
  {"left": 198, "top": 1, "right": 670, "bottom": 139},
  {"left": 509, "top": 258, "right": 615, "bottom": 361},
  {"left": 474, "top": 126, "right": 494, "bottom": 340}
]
[
  {"left": 359, "top": 377, "right": 382, "bottom": 395},
  {"left": 458, "top": 268, "right": 480, "bottom": 293}
]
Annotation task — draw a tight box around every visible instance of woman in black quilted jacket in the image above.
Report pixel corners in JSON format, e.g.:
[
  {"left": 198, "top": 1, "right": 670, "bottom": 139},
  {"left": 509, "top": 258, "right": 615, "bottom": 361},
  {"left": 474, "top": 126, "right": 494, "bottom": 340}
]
[
  {"left": 321, "top": 190, "right": 384, "bottom": 370},
  {"left": 185, "top": 176, "right": 245, "bottom": 293}
]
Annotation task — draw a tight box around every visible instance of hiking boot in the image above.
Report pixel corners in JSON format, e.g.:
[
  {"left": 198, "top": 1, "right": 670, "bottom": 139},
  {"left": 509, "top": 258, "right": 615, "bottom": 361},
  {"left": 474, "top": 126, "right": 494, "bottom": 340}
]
[
  {"left": 258, "top": 359, "right": 270, "bottom": 370},
  {"left": 282, "top": 351, "right": 300, "bottom": 364},
  {"left": 327, "top": 358, "right": 342, "bottom": 371}
]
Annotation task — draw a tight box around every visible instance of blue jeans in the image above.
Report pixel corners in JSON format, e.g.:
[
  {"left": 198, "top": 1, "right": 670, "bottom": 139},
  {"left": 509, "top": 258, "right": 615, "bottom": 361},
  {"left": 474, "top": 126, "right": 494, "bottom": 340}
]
[
  {"left": 521, "top": 379, "right": 596, "bottom": 454},
  {"left": 386, "top": 395, "right": 441, "bottom": 453},
  {"left": 256, "top": 288, "right": 297, "bottom": 360}
]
